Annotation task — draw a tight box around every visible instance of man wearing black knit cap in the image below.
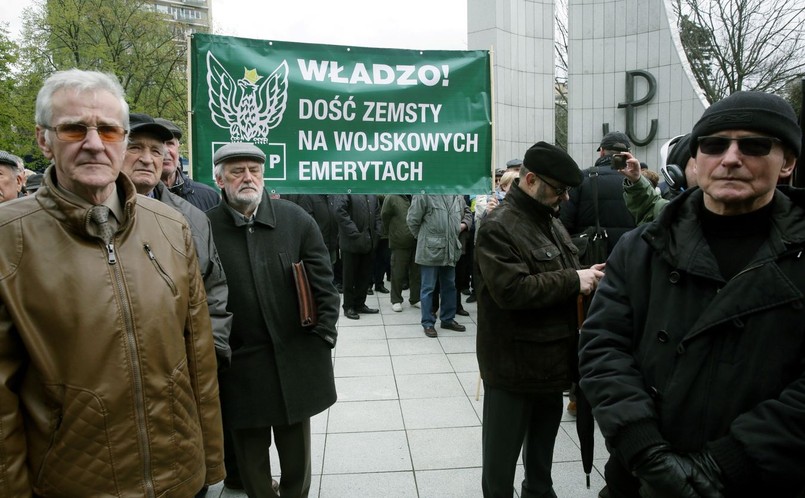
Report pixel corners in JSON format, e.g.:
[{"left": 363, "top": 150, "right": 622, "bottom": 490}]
[
  {"left": 580, "top": 90, "right": 805, "bottom": 498},
  {"left": 476, "top": 141, "right": 605, "bottom": 497}
]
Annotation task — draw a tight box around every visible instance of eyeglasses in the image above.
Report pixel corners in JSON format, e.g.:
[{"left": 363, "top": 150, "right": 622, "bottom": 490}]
[
  {"left": 537, "top": 175, "right": 571, "bottom": 196},
  {"left": 43, "top": 123, "right": 128, "bottom": 143},
  {"left": 697, "top": 135, "right": 782, "bottom": 157}
]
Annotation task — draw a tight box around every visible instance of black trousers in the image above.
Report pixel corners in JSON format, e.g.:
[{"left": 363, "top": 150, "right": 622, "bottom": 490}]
[
  {"left": 604, "top": 454, "right": 641, "bottom": 498},
  {"left": 373, "top": 238, "right": 391, "bottom": 286},
  {"left": 341, "top": 250, "right": 373, "bottom": 310},
  {"left": 230, "top": 419, "right": 311, "bottom": 498},
  {"left": 481, "top": 384, "right": 563, "bottom": 498}
]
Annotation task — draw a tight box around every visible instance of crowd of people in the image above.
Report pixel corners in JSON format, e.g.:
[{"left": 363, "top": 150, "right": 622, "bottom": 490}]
[{"left": 0, "top": 67, "right": 803, "bottom": 498}]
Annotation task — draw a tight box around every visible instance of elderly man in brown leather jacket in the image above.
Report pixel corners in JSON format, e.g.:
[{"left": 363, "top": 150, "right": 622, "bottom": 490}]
[
  {"left": 476, "top": 142, "right": 604, "bottom": 498},
  {"left": 0, "top": 69, "right": 224, "bottom": 497}
]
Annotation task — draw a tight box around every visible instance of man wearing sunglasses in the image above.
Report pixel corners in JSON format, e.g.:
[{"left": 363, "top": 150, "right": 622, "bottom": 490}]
[
  {"left": 0, "top": 69, "right": 225, "bottom": 496},
  {"left": 475, "top": 142, "right": 604, "bottom": 498},
  {"left": 580, "top": 90, "right": 804, "bottom": 498}
]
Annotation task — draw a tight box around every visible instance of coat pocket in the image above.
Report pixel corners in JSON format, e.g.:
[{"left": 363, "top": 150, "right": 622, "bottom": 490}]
[
  {"left": 530, "top": 244, "right": 563, "bottom": 273},
  {"left": 33, "top": 387, "right": 117, "bottom": 496},
  {"left": 513, "top": 324, "right": 573, "bottom": 382},
  {"left": 423, "top": 235, "right": 447, "bottom": 262},
  {"left": 168, "top": 359, "right": 204, "bottom": 478}
]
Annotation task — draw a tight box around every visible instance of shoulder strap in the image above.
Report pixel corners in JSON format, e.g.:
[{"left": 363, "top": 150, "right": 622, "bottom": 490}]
[{"left": 589, "top": 167, "right": 601, "bottom": 233}]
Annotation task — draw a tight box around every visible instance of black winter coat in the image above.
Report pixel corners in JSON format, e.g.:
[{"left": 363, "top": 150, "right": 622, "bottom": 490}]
[
  {"left": 333, "top": 194, "right": 381, "bottom": 254},
  {"left": 283, "top": 194, "right": 339, "bottom": 254},
  {"left": 579, "top": 187, "right": 805, "bottom": 497},
  {"left": 208, "top": 192, "right": 339, "bottom": 428},
  {"left": 475, "top": 182, "right": 582, "bottom": 393},
  {"left": 560, "top": 156, "right": 636, "bottom": 254}
]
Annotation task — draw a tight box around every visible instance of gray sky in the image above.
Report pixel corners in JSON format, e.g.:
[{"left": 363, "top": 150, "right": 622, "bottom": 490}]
[{"left": 0, "top": 0, "right": 468, "bottom": 50}]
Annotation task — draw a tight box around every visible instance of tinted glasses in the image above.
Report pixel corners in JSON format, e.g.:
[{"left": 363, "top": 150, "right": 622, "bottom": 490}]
[
  {"left": 697, "top": 135, "right": 782, "bottom": 157},
  {"left": 43, "top": 123, "right": 128, "bottom": 143},
  {"left": 537, "top": 175, "right": 571, "bottom": 196}
]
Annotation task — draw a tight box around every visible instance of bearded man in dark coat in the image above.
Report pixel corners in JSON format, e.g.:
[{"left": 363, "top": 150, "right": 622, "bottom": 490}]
[{"left": 207, "top": 142, "right": 339, "bottom": 498}]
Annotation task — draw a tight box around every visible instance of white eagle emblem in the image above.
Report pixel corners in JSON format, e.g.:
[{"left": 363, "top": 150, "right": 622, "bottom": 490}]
[{"left": 206, "top": 51, "right": 288, "bottom": 143}]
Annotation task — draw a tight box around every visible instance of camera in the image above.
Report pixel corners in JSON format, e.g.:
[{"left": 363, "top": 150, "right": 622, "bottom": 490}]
[
  {"left": 609, "top": 142, "right": 630, "bottom": 170},
  {"left": 611, "top": 153, "right": 627, "bottom": 170}
]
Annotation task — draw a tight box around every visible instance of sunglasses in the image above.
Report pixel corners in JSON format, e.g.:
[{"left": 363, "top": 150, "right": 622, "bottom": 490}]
[
  {"left": 537, "top": 175, "right": 571, "bottom": 196},
  {"left": 43, "top": 123, "right": 128, "bottom": 143},
  {"left": 697, "top": 136, "right": 782, "bottom": 156}
]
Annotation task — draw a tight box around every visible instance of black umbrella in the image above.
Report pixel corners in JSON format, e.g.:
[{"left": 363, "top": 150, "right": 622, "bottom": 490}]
[{"left": 576, "top": 295, "right": 595, "bottom": 488}]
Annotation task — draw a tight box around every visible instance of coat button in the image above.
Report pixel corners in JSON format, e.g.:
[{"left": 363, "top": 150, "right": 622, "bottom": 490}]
[
  {"left": 669, "top": 271, "right": 681, "bottom": 284},
  {"left": 657, "top": 330, "right": 669, "bottom": 343},
  {"left": 649, "top": 386, "right": 659, "bottom": 398},
  {"left": 676, "top": 344, "right": 686, "bottom": 354},
  {"left": 732, "top": 317, "right": 745, "bottom": 328}
]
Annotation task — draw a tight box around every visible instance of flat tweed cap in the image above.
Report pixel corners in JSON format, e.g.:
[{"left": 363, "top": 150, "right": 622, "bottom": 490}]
[
  {"left": 523, "top": 141, "right": 583, "bottom": 187},
  {"left": 213, "top": 142, "right": 266, "bottom": 166}
]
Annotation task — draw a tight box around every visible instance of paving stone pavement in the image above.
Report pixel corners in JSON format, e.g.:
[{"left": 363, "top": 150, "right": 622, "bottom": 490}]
[{"left": 206, "top": 283, "right": 607, "bottom": 497}]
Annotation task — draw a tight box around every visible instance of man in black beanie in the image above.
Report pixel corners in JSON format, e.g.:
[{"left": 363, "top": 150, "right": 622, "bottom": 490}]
[
  {"left": 476, "top": 141, "right": 605, "bottom": 497},
  {"left": 580, "top": 90, "right": 804, "bottom": 498}
]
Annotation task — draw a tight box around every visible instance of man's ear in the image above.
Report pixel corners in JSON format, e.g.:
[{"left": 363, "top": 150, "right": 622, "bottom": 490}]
[
  {"left": 36, "top": 126, "right": 54, "bottom": 160},
  {"left": 214, "top": 174, "right": 225, "bottom": 189},
  {"left": 778, "top": 155, "right": 796, "bottom": 179}
]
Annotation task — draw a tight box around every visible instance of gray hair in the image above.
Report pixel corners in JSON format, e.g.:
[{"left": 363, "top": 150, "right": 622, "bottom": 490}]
[
  {"left": 213, "top": 159, "right": 265, "bottom": 181},
  {"left": 36, "top": 69, "right": 129, "bottom": 132}
]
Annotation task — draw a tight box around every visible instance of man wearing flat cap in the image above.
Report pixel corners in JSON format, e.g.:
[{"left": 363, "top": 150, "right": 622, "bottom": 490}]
[
  {"left": 560, "top": 130, "right": 637, "bottom": 255},
  {"left": 0, "top": 150, "right": 25, "bottom": 203},
  {"left": 475, "top": 141, "right": 605, "bottom": 497},
  {"left": 155, "top": 117, "right": 221, "bottom": 211},
  {"left": 580, "top": 91, "right": 805, "bottom": 498},
  {"left": 207, "top": 142, "right": 339, "bottom": 498},
  {"left": 122, "top": 113, "right": 232, "bottom": 371}
]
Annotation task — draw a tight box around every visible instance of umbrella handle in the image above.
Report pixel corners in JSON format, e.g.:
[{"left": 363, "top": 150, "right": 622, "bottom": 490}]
[{"left": 586, "top": 473, "right": 590, "bottom": 488}]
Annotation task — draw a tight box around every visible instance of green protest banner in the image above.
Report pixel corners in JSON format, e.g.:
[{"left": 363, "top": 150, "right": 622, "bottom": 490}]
[{"left": 189, "top": 33, "right": 492, "bottom": 194}]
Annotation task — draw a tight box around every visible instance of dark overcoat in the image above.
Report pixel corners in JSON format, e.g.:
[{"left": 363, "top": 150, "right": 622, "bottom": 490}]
[
  {"left": 579, "top": 187, "right": 805, "bottom": 496},
  {"left": 475, "top": 183, "right": 582, "bottom": 393},
  {"left": 208, "top": 191, "right": 339, "bottom": 428}
]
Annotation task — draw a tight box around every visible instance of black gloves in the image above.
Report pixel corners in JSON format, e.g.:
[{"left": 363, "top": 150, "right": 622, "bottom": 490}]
[{"left": 632, "top": 444, "right": 724, "bottom": 498}]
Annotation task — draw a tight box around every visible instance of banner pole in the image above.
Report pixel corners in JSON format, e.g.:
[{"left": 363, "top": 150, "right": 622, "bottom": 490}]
[
  {"left": 186, "top": 34, "right": 193, "bottom": 179},
  {"left": 489, "top": 46, "right": 496, "bottom": 193}
]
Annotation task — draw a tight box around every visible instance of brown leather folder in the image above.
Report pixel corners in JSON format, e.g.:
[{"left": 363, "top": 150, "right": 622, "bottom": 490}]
[{"left": 292, "top": 261, "right": 318, "bottom": 327}]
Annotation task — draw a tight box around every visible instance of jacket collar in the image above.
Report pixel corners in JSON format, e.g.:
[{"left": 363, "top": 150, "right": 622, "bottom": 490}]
[
  {"left": 643, "top": 186, "right": 805, "bottom": 274},
  {"left": 37, "top": 164, "right": 138, "bottom": 237},
  {"left": 506, "top": 180, "right": 559, "bottom": 224}
]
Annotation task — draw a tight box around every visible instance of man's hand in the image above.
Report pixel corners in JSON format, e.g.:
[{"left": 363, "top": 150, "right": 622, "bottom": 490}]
[
  {"left": 577, "top": 264, "right": 605, "bottom": 295},
  {"left": 617, "top": 152, "right": 642, "bottom": 183},
  {"left": 632, "top": 445, "right": 724, "bottom": 498},
  {"left": 485, "top": 195, "right": 499, "bottom": 213}
]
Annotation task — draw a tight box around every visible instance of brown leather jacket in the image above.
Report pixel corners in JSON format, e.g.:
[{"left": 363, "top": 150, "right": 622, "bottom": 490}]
[{"left": 0, "top": 167, "right": 224, "bottom": 497}]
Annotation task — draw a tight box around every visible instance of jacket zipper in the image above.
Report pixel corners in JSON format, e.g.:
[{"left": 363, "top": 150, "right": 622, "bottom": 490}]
[
  {"left": 143, "top": 243, "right": 178, "bottom": 296},
  {"left": 112, "top": 246, "right": 156, "bottom": 498}
]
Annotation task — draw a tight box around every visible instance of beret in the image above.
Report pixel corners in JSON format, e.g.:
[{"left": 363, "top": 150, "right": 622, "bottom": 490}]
[
  {"left": 213, "top": 142, "right": 266, "bottom": 166},
  {"left": 523, "top": 141, "right": 583, "bottom": 187},
  {"left": 690, "top": 91, "right": 802, "bottom": 157}
]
